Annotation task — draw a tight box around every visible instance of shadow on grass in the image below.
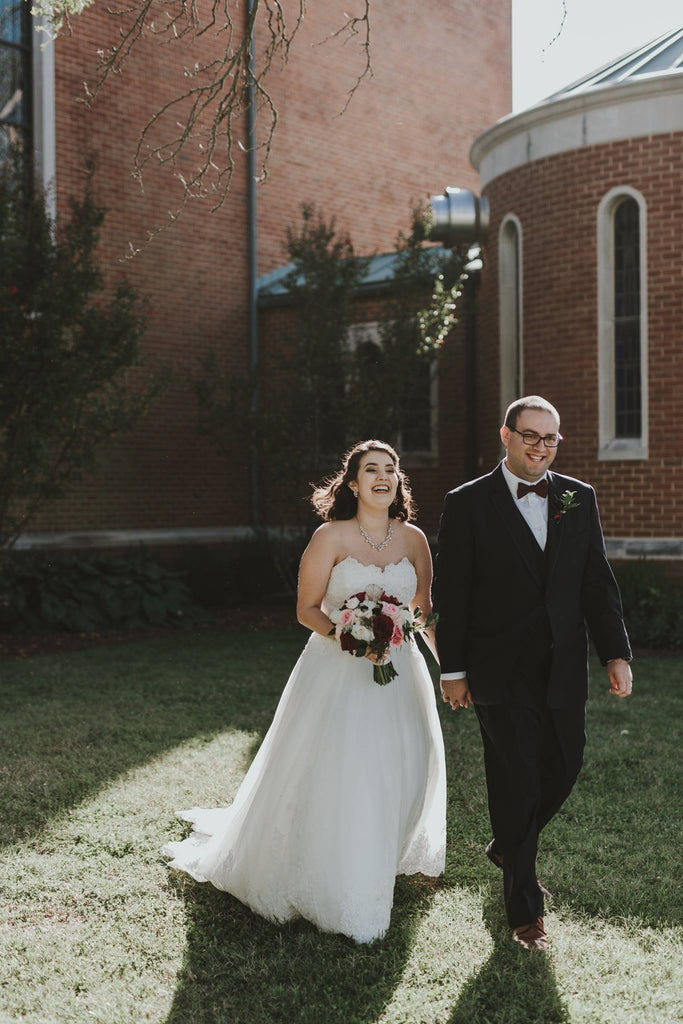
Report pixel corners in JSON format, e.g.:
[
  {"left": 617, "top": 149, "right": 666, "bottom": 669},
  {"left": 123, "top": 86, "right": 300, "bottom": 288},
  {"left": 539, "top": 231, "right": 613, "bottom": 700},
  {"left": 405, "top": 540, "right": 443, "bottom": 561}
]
[
  {"left": 447, "top": 889, "right": 570, "bottom": 1024},
  {"left": 2, "top": 632, "right": 679, "bottom": 940},
  {"left": 164, "top": 872, "right": 440, "bottom": 1024},
  {"left": 0, "top": 628, "right": 304, "bottom": 848}
]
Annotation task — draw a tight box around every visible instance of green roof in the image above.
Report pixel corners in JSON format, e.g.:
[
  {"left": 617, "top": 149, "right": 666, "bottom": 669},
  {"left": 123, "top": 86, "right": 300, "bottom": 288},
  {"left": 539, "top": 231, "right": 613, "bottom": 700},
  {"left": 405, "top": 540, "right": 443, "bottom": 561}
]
[{"left": 257, "top": 245, "right": 455, "bottom": 308}]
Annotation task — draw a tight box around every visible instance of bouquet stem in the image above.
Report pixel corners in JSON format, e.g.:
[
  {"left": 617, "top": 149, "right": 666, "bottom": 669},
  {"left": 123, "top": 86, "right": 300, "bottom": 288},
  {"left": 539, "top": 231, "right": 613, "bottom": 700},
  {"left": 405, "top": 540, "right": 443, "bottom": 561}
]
[{"left": 373, "top": 661, "right": 398, "bottom": 686}]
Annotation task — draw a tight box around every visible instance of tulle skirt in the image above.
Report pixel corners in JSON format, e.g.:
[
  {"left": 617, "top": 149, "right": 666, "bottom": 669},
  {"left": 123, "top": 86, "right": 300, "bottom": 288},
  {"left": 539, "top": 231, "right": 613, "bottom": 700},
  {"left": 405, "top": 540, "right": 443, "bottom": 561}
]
[{"left": 163, "top": 632, "right": 446, "bottom": 943}]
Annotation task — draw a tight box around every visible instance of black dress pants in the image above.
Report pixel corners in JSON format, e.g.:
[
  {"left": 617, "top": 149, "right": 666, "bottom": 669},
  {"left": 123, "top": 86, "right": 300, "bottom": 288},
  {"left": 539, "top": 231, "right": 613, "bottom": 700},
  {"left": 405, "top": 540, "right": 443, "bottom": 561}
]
[{"left": 474, "top": 701, "right": 586, "bottom": 928}]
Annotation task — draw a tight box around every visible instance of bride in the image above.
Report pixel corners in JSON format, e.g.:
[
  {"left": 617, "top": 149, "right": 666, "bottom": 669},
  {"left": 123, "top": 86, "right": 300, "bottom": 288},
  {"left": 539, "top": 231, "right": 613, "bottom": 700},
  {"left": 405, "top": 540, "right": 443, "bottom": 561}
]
[{"left": 163, "top": 439, "right": 446, "bottom": 943}]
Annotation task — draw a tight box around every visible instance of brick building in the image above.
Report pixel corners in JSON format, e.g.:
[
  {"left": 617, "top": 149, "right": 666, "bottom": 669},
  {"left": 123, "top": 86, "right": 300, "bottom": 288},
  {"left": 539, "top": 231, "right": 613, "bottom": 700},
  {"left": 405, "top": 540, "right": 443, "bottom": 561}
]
[
  {"left": 463, "top": 27, "right": 682, "bottom": 565},
  {"left": 2, "top": 0, "right": 511, "bottom": 551},
  {"left": 4, "top": 10, "right": 681, "bottom": 567}
]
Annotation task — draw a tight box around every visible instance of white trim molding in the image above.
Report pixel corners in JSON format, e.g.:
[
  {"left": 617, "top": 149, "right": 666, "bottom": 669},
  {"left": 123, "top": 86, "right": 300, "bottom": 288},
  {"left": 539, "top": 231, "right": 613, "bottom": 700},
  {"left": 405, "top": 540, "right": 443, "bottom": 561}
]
[
  {"left": 597, "top": 186, "right": 648, "bottom": 461},
  {"left": 605, "top": 537, "right": 683, "bottom": 560},
  {"left": 498, "top": 214, "right": 523, "bottom": 423},
  {"left": 471, "top": 74, "right": 683, "bottom": 188},
  {"left": 13, "top": 526, "right": 260, "bottom": 550},
  {"left": 31, "top": 18, "right": 56, "bottom": 220}
]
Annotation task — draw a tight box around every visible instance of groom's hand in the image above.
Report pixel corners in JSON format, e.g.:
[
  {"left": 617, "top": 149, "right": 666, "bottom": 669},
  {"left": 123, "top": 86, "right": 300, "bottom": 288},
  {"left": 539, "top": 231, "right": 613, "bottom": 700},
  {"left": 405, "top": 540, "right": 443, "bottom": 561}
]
[
  {"left": 607, "top": 658, "right": 633, "bottom": 698},
  {"left": 440, "top": 677, "right": 472, "bottom": 710}
]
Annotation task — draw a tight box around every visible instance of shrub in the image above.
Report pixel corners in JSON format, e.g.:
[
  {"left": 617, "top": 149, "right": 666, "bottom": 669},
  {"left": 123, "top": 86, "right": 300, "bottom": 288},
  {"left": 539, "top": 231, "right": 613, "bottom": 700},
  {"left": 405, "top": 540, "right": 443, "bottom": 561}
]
[
  {"left": 0, "top": 151, "right": 168, "bottom": 550},
  {"left": 0, "top": 553, "right": 205, "bottom": 633},
  {"left": 172, "top": 532, "right": 309, "bottom": 607},
  {"left": 614, "top": 560, "right": 683, "bottom": 651}
]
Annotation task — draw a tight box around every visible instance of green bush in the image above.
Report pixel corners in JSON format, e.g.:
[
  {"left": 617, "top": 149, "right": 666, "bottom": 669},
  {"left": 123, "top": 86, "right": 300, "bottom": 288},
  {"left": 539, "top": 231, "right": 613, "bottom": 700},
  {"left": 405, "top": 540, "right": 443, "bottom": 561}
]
[
  {"left": 614, "top": 560, "right": 683, "bottom": 651},
  {"left": 0, "top": 151, "right": 168, "bottom": 551},
  {"left": 172, "top": 532, "right": 309, "bottom": 607},
  {"left": 0, "top": 554, "right": 206, "bottom": 633}
]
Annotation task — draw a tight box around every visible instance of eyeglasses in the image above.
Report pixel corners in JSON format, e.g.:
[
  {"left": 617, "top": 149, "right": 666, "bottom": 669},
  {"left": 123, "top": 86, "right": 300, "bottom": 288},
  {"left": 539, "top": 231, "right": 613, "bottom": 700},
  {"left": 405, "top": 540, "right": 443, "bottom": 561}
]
[{"left": 510, "top": 428, "right": 563, "bottom": 448}]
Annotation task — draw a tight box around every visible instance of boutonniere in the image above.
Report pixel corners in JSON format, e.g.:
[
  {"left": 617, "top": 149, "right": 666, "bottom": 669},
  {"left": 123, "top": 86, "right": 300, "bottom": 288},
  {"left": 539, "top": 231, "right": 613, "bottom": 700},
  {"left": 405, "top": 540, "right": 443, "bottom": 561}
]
[{"left": 553, "top": 489, "right": 580, "bottom": 521}]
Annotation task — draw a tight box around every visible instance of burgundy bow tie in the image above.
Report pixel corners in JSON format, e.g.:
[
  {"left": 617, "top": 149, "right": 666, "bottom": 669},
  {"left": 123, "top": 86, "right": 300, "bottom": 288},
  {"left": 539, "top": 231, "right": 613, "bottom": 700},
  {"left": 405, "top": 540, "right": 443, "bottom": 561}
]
[{"left": 517, "top": 479, "right": 548, "bottom": 499}]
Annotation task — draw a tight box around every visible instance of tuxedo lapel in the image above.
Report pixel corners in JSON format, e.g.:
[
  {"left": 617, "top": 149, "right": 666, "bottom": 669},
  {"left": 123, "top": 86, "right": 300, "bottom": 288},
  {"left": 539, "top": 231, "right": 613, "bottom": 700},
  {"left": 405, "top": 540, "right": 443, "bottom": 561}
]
[
  {"left": 488, "top": 465, "right": 545, "bottom": 589},
  {"left": 545, "top": 472, "right": 565, "bottom": 580}
]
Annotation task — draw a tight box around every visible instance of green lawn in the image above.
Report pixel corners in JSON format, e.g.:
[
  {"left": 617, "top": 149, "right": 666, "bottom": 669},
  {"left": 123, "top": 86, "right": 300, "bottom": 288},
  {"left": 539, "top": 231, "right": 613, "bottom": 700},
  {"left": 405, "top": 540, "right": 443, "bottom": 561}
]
[{"left": 0, "top": 627, "right": 681, "bottom": 1024}]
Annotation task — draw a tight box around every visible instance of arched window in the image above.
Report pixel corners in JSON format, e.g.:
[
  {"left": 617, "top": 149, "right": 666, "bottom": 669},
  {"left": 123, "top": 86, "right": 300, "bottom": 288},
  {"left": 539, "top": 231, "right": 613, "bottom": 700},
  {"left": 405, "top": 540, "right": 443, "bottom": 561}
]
[
  {"left": 597, "top": 187, "right": 648, "bottom": 459},
  {"left": 498, "top": 214, "right": 523, "bottom": 422}
]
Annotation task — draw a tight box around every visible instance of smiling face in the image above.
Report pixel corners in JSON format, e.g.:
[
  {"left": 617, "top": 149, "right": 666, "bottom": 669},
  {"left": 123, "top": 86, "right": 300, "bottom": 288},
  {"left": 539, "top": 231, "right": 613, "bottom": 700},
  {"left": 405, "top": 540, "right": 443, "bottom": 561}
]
[
  {"left": 352, "top": 450, "right": 399, "bottom": 511},
  {"left": 500, "top": 407, "right": 560, "bottom": 482}
]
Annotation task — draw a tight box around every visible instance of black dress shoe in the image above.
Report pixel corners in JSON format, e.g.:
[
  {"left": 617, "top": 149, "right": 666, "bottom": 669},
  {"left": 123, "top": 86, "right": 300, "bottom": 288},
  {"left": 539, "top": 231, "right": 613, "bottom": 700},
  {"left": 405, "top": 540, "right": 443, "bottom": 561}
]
[{"left": 485, "top": 840, "right": 553, "bottom": 900}]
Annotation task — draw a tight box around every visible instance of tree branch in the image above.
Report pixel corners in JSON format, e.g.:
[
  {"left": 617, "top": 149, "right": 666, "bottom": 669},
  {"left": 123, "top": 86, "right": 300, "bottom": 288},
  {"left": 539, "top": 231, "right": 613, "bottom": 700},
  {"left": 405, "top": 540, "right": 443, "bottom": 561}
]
[{"left": 32, "top": 0, "right": 372, "bottom": 222}]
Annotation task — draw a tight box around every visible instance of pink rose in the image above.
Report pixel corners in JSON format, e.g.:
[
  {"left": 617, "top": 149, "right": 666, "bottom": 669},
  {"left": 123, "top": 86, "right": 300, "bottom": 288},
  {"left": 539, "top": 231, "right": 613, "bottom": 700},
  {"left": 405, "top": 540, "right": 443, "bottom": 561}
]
[
  {"left": 391, "top": 625, "right": 404, "bottom": 647},
  {"left": 381, "top": 602, "right": 399, "bottom": 618},
  {"left": 338, "top": 608, "right": 355, "bottom": 628}
]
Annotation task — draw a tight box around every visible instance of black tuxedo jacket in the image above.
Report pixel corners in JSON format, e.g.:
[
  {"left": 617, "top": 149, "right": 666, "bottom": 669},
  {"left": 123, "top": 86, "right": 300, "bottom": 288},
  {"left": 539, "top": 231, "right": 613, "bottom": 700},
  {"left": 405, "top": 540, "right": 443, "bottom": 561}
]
[{"left": 433, "top": 464, "right": 631, "bottom": 708}]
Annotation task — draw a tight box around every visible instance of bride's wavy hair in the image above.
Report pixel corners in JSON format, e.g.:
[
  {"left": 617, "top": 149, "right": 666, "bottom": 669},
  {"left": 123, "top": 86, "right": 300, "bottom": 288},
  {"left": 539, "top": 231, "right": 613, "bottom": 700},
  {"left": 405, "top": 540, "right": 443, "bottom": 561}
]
[{"left": 310, "top": 440, "right": 416, "bottom": 522}]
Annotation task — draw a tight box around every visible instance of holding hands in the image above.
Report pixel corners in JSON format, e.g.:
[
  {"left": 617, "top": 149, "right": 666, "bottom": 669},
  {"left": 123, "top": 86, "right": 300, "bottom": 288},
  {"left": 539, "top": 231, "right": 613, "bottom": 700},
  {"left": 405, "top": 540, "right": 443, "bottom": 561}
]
[{"left": 440, "top": 677, "right": 473, "bottom": 710}]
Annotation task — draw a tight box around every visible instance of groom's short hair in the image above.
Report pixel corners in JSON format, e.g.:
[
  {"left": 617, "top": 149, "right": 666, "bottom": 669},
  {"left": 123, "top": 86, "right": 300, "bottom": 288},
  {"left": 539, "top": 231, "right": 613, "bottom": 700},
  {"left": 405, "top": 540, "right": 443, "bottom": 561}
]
[{"left": 504, "top": 396, "right": 560, "bottom": 430}]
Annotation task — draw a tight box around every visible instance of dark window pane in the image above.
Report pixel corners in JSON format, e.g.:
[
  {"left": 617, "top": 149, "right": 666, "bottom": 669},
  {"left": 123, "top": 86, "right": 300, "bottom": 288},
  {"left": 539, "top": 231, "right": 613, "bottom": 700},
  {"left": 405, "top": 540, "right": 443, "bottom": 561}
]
[
  {"left": 613, "top": 198, "right": 641, "bottom": 438},
  {"left": 0, "top": 118, "right": 25, "bottom": 160},
  {"left": 0, "top": 44, "right": 26, "bottom": 125},
  {"left": 614, "top": 198, "right": 640, "bottom": 317},
  {"left": 0, "top": 0, "right": 26, "bottom": 45},
  {"left": 614, "top": 316, "right": 641, "bottom": 437},
  {"left": 401, "top": 359, "right": 433, "bottom": 452}
]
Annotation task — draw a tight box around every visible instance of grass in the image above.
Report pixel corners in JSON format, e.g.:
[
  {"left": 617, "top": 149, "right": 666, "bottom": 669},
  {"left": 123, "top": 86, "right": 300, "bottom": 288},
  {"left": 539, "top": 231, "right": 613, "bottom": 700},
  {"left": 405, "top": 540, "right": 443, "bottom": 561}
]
[{"left": 0, "top": 626, "right": 681, "bottom": 1024}]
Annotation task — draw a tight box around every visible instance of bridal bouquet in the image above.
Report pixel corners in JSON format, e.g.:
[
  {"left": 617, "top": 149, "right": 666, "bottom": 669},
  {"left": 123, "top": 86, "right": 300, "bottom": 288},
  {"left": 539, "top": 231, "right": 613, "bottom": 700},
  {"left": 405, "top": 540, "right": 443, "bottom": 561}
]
[{"left": 329, "top": 584, "right": 437, "bottom": 686}]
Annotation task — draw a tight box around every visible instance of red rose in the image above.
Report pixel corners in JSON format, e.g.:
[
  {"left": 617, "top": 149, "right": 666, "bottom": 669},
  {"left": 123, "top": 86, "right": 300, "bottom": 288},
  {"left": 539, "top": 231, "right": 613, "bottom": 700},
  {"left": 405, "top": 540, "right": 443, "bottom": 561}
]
[
  {"left": 382, "top": 593, "right": 399, "bottom": 605},
  {"left": 373, "top": 614, "right": 394, "bottom": 644},
  {"left": 340, "top": 632, "right": 359, "bottom": 653}
]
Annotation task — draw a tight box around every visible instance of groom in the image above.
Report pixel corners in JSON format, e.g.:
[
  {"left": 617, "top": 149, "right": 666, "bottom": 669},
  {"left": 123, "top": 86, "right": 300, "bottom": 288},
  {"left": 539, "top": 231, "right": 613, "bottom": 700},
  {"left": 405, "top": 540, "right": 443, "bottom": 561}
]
[{"left": 433, "top": 396, "right": 632, "bottom": 951}]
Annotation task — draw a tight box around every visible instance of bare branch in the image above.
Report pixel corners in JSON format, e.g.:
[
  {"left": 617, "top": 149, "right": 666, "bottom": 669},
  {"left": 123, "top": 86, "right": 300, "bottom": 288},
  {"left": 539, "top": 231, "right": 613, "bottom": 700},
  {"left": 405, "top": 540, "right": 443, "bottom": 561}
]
[
  {"left": 33, "top": 0, "right": 372, "bottom": 225},
  {"left": 541, "top": 0, "right": 568, "bottom": 57},
  {"left": 320, "top": 0, "right": 373, "bottom": 116}
]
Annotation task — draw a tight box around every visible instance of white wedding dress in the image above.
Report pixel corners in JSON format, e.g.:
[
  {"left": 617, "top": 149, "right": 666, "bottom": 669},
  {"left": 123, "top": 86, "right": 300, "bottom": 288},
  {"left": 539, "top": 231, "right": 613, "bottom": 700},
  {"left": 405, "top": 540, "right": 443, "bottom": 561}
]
[{"left": 162, "top": 556, "right": 446, "bottom": 943}]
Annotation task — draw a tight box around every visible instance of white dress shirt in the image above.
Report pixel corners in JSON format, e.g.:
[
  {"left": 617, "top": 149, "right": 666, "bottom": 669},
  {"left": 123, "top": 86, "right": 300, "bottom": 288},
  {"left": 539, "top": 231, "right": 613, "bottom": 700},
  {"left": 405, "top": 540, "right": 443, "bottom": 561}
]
[
  {"left": 500, "top": 459, "right": 548, "bottom": 552},
  {"left": 441, "top": 461, "right": 549, "bottom": 682}
]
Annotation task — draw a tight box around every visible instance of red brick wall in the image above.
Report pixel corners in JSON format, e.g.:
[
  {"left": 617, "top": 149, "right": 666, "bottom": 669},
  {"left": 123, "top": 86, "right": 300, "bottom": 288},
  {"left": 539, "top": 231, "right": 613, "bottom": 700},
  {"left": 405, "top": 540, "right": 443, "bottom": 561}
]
[
  {"left": 27, "top": 0, "right": 511, "bottom": 538},
  {"left": 256, "top": 0, "right": 512, "bottom": 273},
  {"left": 477, "top": 133, "right": 683, "bottom": 539}
]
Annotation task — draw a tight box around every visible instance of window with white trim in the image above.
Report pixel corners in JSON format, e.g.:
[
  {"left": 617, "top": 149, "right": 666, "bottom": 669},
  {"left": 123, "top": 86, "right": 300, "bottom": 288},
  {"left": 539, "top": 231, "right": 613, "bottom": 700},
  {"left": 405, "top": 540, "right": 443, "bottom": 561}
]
[
  {"left": 597, "top": 187, "right": 648, "bottom": 460},
  {"left": 498, "top": 214, "right": 523, "bottom": 422}
]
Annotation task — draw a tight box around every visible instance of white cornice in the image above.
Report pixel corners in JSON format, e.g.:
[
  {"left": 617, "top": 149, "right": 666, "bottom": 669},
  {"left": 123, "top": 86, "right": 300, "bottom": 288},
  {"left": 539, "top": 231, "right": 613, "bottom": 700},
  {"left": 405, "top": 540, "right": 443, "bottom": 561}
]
[{"left": 471, "top": 73, "right": 683, "bottom": 188}]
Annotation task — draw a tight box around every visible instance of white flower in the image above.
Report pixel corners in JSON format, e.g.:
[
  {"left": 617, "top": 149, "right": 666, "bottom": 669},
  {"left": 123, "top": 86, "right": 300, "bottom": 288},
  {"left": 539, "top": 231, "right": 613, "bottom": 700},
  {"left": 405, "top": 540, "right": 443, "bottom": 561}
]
[
  {"left": 351, "top": 623, "right": 374, "bottom": 643},
  {"left": 329, "top": 608, "right": 341, "bottom": 624},
  {"left": 365, "top": 584, "right": 384, "bottom": 602},
  {"left": 346, "top": 597, "right": 359, "bottom": 610}
]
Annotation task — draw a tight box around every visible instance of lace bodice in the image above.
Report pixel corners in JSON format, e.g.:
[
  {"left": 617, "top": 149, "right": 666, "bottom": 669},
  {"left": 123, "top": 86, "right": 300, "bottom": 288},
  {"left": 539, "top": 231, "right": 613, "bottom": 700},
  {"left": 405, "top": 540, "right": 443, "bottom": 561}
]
[{"left": 323, "top": 556, "right": 417, "bottom": 612}]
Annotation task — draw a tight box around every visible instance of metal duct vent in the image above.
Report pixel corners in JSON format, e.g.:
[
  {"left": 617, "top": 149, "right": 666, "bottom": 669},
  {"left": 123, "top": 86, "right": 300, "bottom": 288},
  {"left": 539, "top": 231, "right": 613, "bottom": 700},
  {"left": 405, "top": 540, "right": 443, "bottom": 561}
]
[{"left": 429, "top": 187, "right": 489, "bottom": 246}]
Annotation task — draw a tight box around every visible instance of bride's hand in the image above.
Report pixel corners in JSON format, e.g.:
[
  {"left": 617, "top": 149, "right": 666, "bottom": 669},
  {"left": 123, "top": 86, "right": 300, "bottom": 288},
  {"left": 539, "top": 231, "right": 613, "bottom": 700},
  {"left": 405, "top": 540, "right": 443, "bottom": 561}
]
[{"left": 365, "top": 650, "right": 390, "bottom": 665}]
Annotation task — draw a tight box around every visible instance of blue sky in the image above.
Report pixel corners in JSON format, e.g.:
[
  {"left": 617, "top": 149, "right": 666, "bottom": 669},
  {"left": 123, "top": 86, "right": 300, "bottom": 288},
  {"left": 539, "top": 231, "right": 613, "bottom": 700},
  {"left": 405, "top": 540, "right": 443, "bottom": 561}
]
[{"left": 513, "top": 0, "right": 681, "bottom": 110}]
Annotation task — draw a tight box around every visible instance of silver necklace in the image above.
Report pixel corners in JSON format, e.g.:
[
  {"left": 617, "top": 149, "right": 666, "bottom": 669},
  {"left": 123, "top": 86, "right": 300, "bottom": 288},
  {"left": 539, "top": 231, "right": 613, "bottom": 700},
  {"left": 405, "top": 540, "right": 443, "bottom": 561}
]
[{"left": 358, "top": 520, "right": 393, "bottom": 551}]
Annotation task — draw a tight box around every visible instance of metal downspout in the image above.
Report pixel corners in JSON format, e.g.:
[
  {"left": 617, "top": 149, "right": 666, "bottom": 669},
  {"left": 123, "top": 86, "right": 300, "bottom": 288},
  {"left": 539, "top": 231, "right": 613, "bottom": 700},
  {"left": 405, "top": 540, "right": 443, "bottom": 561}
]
[
  {"left": 246, "top": 0, "right": 260, "bottom": 528},
  {"left": 465, "top": 271, "right": 479, "bottom": 479}
]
